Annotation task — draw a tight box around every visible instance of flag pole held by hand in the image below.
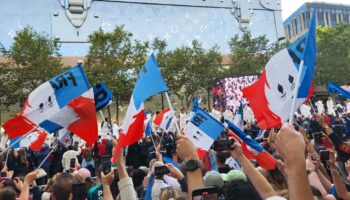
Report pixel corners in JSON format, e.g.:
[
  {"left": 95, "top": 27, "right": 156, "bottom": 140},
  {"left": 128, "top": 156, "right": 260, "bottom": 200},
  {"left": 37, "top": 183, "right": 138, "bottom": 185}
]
[
  {"left": 164, "top": 92, "right": 181, "bottom": 133},
  {"left": 288, "top": 60, "right": 305, "bottom": 125}
]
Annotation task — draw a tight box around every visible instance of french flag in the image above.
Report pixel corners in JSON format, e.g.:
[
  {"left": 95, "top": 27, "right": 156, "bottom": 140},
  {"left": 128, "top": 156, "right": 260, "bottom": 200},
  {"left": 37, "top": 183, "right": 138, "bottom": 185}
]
[
  {"left": 10, "top": 129, "right": 48, "bottom": 151},
  {"left": 242, "top": 10, "right": 316, "bottom": 130},
  {"left": 184, "top": 99, "right": 224, "bottom": 159},
  {"left": 226, "top": 120, "right": 277, "bottom": 170},
  {"left": 153, "top": 108, "right": 175, "bottom": 131},
  {"left": 113, "top": 54, "right": 169, "bottom": 162},
  {"left": 2, "top": 65, "right": 91, "bottom": 139}
]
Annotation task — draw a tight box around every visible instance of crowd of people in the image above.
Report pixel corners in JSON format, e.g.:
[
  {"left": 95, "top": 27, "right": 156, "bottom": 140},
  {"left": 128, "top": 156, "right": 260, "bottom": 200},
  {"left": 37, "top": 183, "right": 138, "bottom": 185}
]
[{"left": 1, "top": 96, "right": 350, "bottom": 200}]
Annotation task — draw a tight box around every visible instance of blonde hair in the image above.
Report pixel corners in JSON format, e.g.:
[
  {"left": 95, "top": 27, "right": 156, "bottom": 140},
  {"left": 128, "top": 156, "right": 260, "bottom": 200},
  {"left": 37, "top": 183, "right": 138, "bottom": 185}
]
[{"left": 159, "top": 187, "right": 177, "bottom": 200}]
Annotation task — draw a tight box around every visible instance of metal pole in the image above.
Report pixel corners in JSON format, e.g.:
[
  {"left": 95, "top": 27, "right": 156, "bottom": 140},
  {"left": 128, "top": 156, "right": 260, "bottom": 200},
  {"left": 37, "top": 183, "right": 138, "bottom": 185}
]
[
  {"left": 164, "top": 92, "right": 181, "bottom": 133},
  {"left": 37, "top": 145, "right": 57, "bottom": 169}
]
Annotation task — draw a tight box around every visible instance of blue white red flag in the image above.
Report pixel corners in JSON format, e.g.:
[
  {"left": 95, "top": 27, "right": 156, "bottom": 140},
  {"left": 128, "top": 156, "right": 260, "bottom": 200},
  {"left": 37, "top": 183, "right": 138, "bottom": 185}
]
[
  {"left": 184, "top": 99, "right": 224, "bottom": 159},
  {"left": 3, "top": 65, "right": 91, "bottom": 139},
  {"left": 153, "top": 108, "right": 175, "bottom": 131},
  {"left": 10, "top": 129, "right": 48, "bottom": 151},
  {"left": 113, "top": 53, "right": 169, "bottom": 162},
  {"left": 226, "top": 120, "right": 277, "bottom": 170},
  {"left": 328, "top": 82, "right": 350, "bottom": 99},
  {"left": 242, "top": 10, "right": 316, "bottom": 130}
]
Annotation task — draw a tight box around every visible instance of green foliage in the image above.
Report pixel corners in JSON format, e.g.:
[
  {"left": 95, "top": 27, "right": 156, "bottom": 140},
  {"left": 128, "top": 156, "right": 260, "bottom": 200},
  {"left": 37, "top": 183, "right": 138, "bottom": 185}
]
[
  {"left": 85, "top": 26, "right": 149, "bottom": 103},
  {"left": 315, "top": 23, "right": 350, "bottom": 85},
  {"left": 3, "top": 27, "right": 63, "bottom": 107}
]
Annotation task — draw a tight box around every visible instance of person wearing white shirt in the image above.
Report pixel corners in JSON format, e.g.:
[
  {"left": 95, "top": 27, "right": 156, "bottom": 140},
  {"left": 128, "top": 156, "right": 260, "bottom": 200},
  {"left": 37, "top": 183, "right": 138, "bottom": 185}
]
[
  {"left": 315, "top": 100, "right": 325, "bottom": 114},
  {"left": 327, "top": 97, "right": 336, "bottom": 116}
]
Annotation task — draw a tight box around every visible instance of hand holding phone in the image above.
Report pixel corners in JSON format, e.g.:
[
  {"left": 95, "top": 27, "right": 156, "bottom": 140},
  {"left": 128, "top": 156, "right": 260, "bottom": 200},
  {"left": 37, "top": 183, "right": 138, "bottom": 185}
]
[
  {"left": 319, "top": 150, "right": 330, "bottom": 161},
  {"left": 154, "top": 165, "right": 170, "bottom": 177},
  {"left": 101, "top": 155, "right": 112, "bottom": 175},
  {"left": 70, "top": 158, "right": 76, "bottom": 168},
  {"left": 213, "top": 139, "right": 235, "bottom": 151}
]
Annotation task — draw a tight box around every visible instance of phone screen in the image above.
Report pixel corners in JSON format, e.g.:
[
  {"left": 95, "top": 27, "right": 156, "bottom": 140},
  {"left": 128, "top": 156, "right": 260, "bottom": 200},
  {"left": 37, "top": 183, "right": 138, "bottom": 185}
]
[
  {"left": 192, "top": 186, "right": 218, "bottom": 200},
  {"left": 154, "top": 166, "right": 170, "bottom": 176},
  {"left": 319, "top": 150, "right": 330, "bottom": 161},
  {"left": 101, "top": 155, "right": 111, "bottom": 175},
  {"left": 213, "top": 139, "right": 234, "bottom": 151},
  {"left": 72, "top": 183, "right": 86, "bottom": 200}
]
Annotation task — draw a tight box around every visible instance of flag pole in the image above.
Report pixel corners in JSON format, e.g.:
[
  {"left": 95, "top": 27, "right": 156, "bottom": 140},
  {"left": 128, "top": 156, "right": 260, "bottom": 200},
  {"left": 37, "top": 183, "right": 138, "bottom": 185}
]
[
  {"left": 37, "top": 144, "right": 57, "bottom": 169},
  {"left": 164, "top": 92, "right": 181, "bottom": 133},
  {"left": 288, "top": 60, "right": 305, "bottom": 125},
  {"left": 0, "top": 126, "right": 38, "bottom": 156},
  {"left": 99, "top": 110, "right": 113, "bottom": 139}
]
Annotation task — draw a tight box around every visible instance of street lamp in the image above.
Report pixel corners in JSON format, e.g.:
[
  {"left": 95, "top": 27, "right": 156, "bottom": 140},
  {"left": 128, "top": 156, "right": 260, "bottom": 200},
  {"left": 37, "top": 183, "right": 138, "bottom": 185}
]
[{"left": 265, "top": 36, "right": 286, "bottom": 50}]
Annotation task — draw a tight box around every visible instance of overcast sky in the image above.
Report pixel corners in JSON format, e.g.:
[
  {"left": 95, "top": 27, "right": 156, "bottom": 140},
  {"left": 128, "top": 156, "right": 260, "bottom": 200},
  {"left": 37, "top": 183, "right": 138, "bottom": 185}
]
[{"left": 281, "top": 0, "right": 350, "bottom": 20}]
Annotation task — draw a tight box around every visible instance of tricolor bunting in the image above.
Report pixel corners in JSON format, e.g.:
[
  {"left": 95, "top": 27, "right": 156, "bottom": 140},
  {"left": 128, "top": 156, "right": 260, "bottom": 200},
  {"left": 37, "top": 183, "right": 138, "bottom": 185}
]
[
  {"left": 226, "top": 120, "right": 277, "bottom": 170},
  {"left": 3, "top": 65, "right": 91, "bottom": 138},
  {"left": 113, "top": 53, "right": 169, "bottom": 162},
  {"left": 184, "top": 99, "right": 224, "bottom": 159},
  {"left": 242, "top": 10, "right": 316, "bottom": 130},
  {"left": 153, "top": 108, "right": 175, "bottom": 131}
]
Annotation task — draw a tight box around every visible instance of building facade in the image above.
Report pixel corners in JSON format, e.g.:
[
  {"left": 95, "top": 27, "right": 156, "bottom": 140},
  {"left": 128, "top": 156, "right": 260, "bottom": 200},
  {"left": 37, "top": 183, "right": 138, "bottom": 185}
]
[
  {"left": 284, "top": 2, "right": 350, "bottom": 41},
  {"left": 0, "top": 0, "right": 284, "bottom": 61}
]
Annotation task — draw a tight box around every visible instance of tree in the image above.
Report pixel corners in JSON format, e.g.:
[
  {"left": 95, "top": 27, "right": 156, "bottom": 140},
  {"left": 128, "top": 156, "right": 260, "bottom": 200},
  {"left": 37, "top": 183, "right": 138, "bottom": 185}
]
[
  {"left": 227, "top": 32, "right": 273, "bottom": 77},
  {"left": 86, "top": 26, "right": 149, "bottom": 122},
  {"left": 4, "top": 27, "right": 63, "bottom": 107},
  {"left": 315, "top": 24, "right": 350, "bottom": 85}
]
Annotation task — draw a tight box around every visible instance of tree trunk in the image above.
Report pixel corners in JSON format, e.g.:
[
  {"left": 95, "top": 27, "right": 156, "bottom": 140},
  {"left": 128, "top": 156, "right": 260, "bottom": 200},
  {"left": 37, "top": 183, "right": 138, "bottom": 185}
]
[
  {"left": 107, "top": 105, "right": 112, "bottom": 123},
  {"left": 207, "top": 87, "right": 211, "bottom": 111},
  {"left": 116, "top": 97, "right": 119, "bottom": 124}
]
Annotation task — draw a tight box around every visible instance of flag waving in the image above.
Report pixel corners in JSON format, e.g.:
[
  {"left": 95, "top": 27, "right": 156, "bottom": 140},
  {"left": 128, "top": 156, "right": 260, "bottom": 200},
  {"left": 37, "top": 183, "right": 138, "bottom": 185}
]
[
  {"left": 153, "top": 108, "right": 175, "bottom": 131},
  {"left": 2, "top": 65, "right": 91, "bottom": 139},
  {"left": 184, "top": 99, "right": 224, "bottom": 159},
  {"left": 328, "top": 82, "right": 350, "bottom": 99},
  {"left": 113, "top": 54, "right": 169, "bottom": 162},
  {"left": 10, "top": 129, "right": 48, "bottom": 152},
  {"left": 242, "top": 10, "right": 316, "bottom": 130},
  {"left": 226, "top": 120, "right": 277, "bottom": 170}
]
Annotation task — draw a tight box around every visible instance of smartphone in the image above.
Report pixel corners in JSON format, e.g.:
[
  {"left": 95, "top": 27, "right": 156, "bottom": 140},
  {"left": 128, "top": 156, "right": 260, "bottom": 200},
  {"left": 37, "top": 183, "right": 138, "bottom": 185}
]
[
  {"left": 70, "top": 158, "right": 76, "bottom": 168},
  {"left": 72, "top": 183, "right": 86, "bottom": 200},
  {"left": 213, "top": 139, "right": 235, "bottom": 151},
  {"left": 101, "top": 155, "right": 111, "bottom": 175},
  {"left": 0, "top": 172, "right": 7, "bottom": 178},
  {"left": 319, "top": 150, "right": 330, "bottom": 161},
  {"left": 192, "top": 186, "right": 218, "bottom": 200},
  {"left": 313, "top": 133, "right": 322, "bottom": 144},
  {"left": 154, "top": 166, "right": 170, "bottom": 177}
]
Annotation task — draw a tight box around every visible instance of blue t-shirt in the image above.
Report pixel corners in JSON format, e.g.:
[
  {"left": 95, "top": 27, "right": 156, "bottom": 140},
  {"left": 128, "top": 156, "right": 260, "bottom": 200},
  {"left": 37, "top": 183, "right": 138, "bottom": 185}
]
[{"left": 88, "top": 184, "right": 103, "bottom": 200}]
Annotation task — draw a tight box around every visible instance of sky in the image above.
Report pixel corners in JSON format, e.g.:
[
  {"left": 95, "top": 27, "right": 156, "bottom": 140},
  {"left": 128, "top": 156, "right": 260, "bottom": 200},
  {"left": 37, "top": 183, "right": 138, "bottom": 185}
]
[{"left": 281, "top": 0, "right": 350, "bottom": 20}]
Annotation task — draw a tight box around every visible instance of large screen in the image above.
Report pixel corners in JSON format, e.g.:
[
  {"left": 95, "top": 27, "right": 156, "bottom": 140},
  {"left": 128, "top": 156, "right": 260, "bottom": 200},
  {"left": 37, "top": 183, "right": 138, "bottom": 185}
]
[{"left": 213, "top": 75, "right": 259, "bottom": 111}]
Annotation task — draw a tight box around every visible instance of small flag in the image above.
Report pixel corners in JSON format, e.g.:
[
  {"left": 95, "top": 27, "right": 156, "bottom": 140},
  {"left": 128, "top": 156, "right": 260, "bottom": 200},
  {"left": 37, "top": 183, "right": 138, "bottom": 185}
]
[
  {"left": 184, "top": 99, "right": 224, "bottom": 159},
  {"left": 153, "top": 108, "right": 175, "bottom": 131},
  {"left": 226, "top": 120, "right": 277, "bottom": 170},
  {"left": 242, "top": 10, "right": 316, "bottom": 130},
  {"left": 328, "top": 82, "right": 350, "bottom": 99},
  {"left": 113, "top": 54, "right": 169, "bottom": 162},
  {"left": 3, "top": 65, "right": 91, "bottom": 138},
  {"left": 144, "top": 114, "right": 152, "bottom": 137},
  {"left": 10, "top": 129, "right": 48, "bottom": 151},
  {"left": 233, "top": 102, "right": 244, "bottom": 130}
]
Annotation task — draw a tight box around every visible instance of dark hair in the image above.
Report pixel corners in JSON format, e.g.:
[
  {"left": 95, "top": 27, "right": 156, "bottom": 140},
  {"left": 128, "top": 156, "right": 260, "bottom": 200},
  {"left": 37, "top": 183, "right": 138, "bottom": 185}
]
[
  {"left": 68, "top": 145, "right": 74, "bottom": 151},
  {"left": 110, "top": 170, "right": 120, "bottom": 199},
  {"left": 223, "top": 180, "right": 262, "bottom": 200},
  {"left": 52, "top": 173, "right": 76, "bottom": 200},
  {"left": 216, "top": 152, "right": 228, "bottom": 164},
  {"left": 132, "top": 169, "right": 147, "bottom": 187},
  {"left": 0, "top": 187, "right": 16, "bottom": 200}
]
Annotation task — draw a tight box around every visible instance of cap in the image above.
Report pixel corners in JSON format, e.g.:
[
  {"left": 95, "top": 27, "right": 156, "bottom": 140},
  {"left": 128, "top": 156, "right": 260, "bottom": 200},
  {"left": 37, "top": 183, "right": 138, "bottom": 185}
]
[
  {"left": 221, "top": 169, "right": 247, "bottom": 182},
  {"left": 203, "top": 171, "right": 224, "bottom": 188}
]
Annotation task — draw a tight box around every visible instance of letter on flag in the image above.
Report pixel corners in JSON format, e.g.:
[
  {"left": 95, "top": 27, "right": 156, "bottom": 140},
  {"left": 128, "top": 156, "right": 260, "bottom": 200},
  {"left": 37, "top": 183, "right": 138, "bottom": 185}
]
[
  {"left": 2, "top": 65, "right": 91, "bottom": 138},
  {"left": 113, "top": 54, "right": 169, "bottom": 162},
  {"left": 93, "top": 82, "right": 113, "bottom": 111},
  {"left": 242, "top": 10, "right": 316, "bottom": 130},
  {"left": 184, "top": 99, "right": 224, "bottom": 159},
  {"left": 153, "top": 108, "right": 175, "bottom": 131}
]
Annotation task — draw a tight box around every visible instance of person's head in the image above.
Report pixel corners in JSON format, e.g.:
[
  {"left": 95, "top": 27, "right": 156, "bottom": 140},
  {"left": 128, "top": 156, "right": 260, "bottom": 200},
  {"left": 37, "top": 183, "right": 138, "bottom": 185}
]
[
  {"left": 132, "top": 169, "right": 147, "bottom": 187},
  {"left": 159, "top": 186, "right": 177, "bottom": 200},
  {"left": 67, "top": 145, "right": 74, "bottom": 151},
  {"left": 203, "top": 171, "right": 224, "bottom": 189},
  {"left": 52, "top": 173, "right": 76, "bottom": 200},
  {"left": 265, "top": 166, "right": 288, "bottom": 191},
  {"left": 0, "top": 187, "right": 16, "bottom": 200},
  {"left": 18, "top": 148, "right": 27, "bottom": 164},
  {"left": 223, "top": 180, "right": 261, "bottom": 200},
  {"left": 216, "top": 152, "right": 228, "bottom": 165}
]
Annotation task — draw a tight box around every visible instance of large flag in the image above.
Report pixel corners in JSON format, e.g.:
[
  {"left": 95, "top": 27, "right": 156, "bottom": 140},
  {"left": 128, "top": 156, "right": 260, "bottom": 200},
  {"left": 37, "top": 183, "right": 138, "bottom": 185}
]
[
  {"left": 184, "top": 99, "right": 224, "bottom": 159},
  {"left": 3, "top": 65, "right": 91, "bottom": 138},
  {"left": 10, "top": 129, "right": 48, "bottom": 151},
  {"left": 328, "top": 82, "right": 350, "bottom": 99},
  {"left": 113, "top": 54, "right": 169, "bottom": 162},
  {"left": 153, "top": 108, "right": 175, "bottom": 131},
  {"left": 226, "top": 120, "right": 277, "bottom": 170},
  {"left": 93, "top": 82, "right": 113, "bottom": 111},
  {"left": 242, "top": 10, "right": 316, "bottom": 130},
  {"left": 42, "top": 88, "right": 98, "bottom": 145}
]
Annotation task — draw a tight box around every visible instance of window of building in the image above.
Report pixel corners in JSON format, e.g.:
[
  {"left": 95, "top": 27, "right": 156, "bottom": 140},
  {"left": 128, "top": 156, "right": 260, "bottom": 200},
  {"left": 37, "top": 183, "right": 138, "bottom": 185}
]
[
  {"left": 331, "top": 12, "right": 337, "bottom": 26},
  {"left": 295, "top": 18, "right": 300, "bottom": 35},
  {"left": 302, "top": 13, "right": 307, "bottom": 30},
  {"left": 288, "top": 24, "right": 293, "bottom": 38},
  {"left": 325, "top": 12, "right": 330, "bottom": 26},
  {"left": 317, "top": 11, "right": 324, "bottom": 26},
  {"left": 344, "top": 14, "right": 350, "bottom": 24}
]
